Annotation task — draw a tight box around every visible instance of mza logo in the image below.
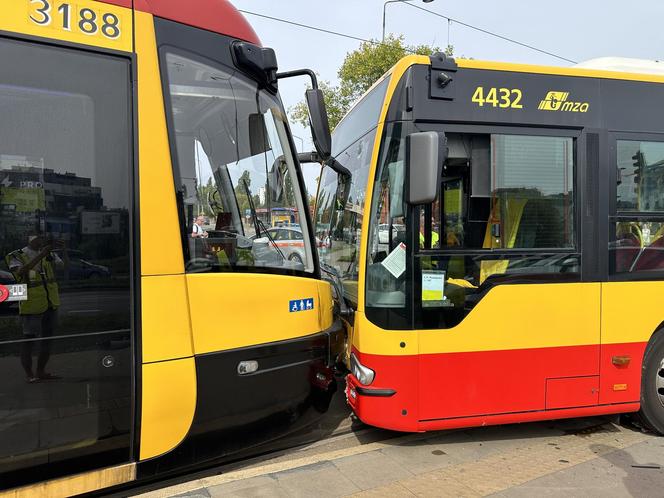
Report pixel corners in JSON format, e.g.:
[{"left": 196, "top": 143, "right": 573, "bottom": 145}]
[
  {"left": 289, "top": 297, "right": 314, "bottom": 313},
  {"left": 538, "top": 91, "right": 590, "bottom": 113}
]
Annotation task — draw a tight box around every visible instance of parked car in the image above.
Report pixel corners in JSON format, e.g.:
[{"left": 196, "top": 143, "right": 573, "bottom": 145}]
[
  {"left": 378, "top": 223, "right": 405, "bottom": 244},
  {"left": 54, "top": 249, "right": 111, "bottom": 280},
  {"left": 253, "top": 227, "right": 306, "bottom": 265}
]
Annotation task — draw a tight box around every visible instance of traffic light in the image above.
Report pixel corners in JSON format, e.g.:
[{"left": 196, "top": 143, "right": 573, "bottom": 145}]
[{"left": 632, "top": 151, "right": 644, "bottom": 191}]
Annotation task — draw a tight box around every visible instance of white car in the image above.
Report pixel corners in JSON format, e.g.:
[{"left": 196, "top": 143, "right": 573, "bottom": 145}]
[
  {"left": 257, "top": 227, "right": 307, "bottom": 265},
  {"left": 378, "top": 223, "right": 405, "bottom": 244}
]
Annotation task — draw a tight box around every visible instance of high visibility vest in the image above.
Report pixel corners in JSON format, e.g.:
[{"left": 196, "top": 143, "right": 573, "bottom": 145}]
[
  {"left": 5, "top": 250, "right": 60, "bottom": 315},
  {"left": 419, "top": 230, "right": 440, "bottom": 248}
]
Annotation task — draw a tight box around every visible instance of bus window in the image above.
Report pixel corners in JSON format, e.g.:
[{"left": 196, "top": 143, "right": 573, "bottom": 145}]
[
  {"left": 163, "top": 51, "right": 313, "bottom": 273},
  {"left": 365, "top": 123, "right": 408, "bottom": 312},
  {"left": 611, "top": 140, "right": 664, "bottom": 274},
  {"left": 365, "top": 129, "right": 580, "bottom": 329},
  {"left": 315, "top": 131, "right": 375, "bottom": 303},
  {"left": 617, "top": 141, "right": 664, "bottom": 212}
]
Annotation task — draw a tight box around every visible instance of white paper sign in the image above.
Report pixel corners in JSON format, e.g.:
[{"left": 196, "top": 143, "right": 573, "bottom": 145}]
[
  {"left": 422, "top": 270, "right": 447, "bottom": 307},
  {"left": 381, "top": 242, "right": 406, "bottom": 278}
]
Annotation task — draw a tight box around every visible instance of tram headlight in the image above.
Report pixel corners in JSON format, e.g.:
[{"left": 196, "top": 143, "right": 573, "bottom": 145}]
[{"left": 350, "top": 352, "right": 375, "bottom": 386}]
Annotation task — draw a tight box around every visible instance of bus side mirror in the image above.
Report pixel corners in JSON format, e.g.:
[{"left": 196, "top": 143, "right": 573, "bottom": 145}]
[
  {"left": 407, "top": 132, "right": 447, "bottom": 204},
  {"left": 305, "top": 88, "right": 332, "bottom": 161}
]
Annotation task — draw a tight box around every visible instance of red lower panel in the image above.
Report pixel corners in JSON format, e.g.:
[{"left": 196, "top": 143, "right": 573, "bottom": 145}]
[
  {"left": 419, "top": 344, "right": 600, "bottom": 420},
  {"left": 599, "top": 342, "right": 647, "bottom": 405},
  {"left": 348, "top": 343, "right": 646, "bottom": 432},
  {"left": 418, "top": 403, "right": 640, "bottom": 432},
  {"left": 546, "top": 376, "right": 599, "bottom": 409}
]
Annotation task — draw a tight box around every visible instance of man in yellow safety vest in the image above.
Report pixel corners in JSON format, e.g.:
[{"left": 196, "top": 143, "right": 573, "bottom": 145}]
[{"left": 6, "top": 234, "right": 66, "bottom": 383}]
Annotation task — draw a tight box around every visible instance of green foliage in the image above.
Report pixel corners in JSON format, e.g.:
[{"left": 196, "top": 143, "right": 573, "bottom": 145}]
[
  {"left": 290, "top": 35, "right": 444, "bottom": 131},
  {"left": 234, "top": 170, "right": 252, "bottom": 214}
]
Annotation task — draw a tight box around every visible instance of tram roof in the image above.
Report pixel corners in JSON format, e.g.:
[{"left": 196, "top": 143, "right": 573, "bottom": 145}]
[{"left": 99, "top": 0, "right": 260, "bottom": 45}]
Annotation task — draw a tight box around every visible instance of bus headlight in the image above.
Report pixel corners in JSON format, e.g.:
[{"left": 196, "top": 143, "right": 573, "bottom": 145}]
[{"left": 350, "top": 352, "right": 375, "bottom": 386}]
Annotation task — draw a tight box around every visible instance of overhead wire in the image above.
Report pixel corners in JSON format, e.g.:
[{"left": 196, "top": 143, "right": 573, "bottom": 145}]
[
  {"left": 238, "top": 7, "right": 577, "bottom": 64},
  {"left": 403, "top": 2, "right": 577, "bottom": 64}
]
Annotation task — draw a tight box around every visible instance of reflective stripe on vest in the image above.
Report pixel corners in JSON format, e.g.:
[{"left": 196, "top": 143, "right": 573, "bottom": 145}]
[{"left": 6, "top": 250, "right": 60, "bottom": 315}]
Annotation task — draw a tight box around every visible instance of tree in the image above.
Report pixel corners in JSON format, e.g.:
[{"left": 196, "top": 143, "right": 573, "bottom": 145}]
[
  {"left": 290, "top": 35, "right": 444, "bottom": 131},
  {"left": 234, "top": 170, "right": 252, "bottom": 214}
]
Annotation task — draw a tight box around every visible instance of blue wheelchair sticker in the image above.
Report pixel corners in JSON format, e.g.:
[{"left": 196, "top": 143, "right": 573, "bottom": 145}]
[{"left": 289, "top": 298, "right": 314, "bottom": 313}]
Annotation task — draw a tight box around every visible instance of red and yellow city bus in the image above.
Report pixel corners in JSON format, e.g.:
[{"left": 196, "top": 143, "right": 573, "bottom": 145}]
[
  {"left": 0, "top": 1, "right": 343, "bottom": 495},
  {"left": 315, "top": 54, "right": 664, "bottom": 434}
]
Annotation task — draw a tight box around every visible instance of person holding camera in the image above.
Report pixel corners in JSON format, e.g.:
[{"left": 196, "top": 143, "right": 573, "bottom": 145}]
[{"left": 6, "top": 234, "right": 66, "bottom": 383}]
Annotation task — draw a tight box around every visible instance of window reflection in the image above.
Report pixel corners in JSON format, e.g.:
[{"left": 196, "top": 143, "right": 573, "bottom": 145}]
[
  {"left": 0, "top": 39, "right": 132, "bottom": 486},
  {"left": 617, "top": 141, "right": 664, "bottom": 212},
  {"left": 165, "top": 52, "right": 313, "bottom": 273}
]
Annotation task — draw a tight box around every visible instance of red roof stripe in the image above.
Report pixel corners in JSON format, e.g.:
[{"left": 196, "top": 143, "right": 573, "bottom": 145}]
[{"left": 95, "top": 0, "right": 260, "bottom": 45}]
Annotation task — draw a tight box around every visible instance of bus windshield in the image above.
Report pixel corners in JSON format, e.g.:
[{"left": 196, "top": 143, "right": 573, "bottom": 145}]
[
  {"left": 164, "top": 51, "right": 313, "bottom": 273},
  {"left": 315, "top": 78, "right": 389, "bottom": 303}
]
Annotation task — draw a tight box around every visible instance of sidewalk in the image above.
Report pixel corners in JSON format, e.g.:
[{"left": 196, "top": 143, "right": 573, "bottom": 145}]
[{"left": 135, "top": 417, "right": 664, "bottom": 498}]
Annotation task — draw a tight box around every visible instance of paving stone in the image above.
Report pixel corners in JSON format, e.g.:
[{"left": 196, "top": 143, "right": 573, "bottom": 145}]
[
  {"left": 351, "top": 481, "right": 416, "bottom": 497},
  {"left": 272, "top": 460, "right": 361, "bottom": 498},
  {"left": 332, "top": 448, "right": 414, "bottom": 490},
  {"left": 208, "top": 479, "right": 289, "bottom": 498}
]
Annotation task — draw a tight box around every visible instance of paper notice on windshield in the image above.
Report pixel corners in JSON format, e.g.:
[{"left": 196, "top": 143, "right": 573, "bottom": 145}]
[
  {"left": 381, "top": 242, "right": 406, "bottom": 278},
  {"left": 422, "top": 270, "right": 448, "bottom": 307}
]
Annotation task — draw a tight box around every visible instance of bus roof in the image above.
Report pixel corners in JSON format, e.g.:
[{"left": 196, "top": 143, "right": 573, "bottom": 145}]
[
  {"left": 456, "top": 57, "right": 664, "bottom": 85},
  {"left": 99, "top": 0, "right": 260, "bottom": 45}
]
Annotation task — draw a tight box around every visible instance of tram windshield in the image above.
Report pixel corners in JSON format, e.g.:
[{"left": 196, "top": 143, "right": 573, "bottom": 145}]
[{"left": 165, "top": 51, "right": 313, "bottom": 273}]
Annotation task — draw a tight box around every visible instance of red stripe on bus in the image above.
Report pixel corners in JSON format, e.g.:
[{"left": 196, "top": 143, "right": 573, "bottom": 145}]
[{"left": 347, "top": 342, "right": 646, "bottom": 432}]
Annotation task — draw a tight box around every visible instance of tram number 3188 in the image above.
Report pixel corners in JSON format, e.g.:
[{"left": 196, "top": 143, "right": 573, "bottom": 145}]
[{"left": 29, "top": 0, "right": 121, "bottom": 40}]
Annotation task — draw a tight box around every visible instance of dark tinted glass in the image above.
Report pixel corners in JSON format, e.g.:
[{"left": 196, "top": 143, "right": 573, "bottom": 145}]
[
  {"left": 611, "top": 221, "right": 664, "bottom": 274},
  {"left": 617, "top": 141, "right": 664, "bottom": 212},
  {"left": 0, "top": 39, "right": 132, "bottom": 488}
]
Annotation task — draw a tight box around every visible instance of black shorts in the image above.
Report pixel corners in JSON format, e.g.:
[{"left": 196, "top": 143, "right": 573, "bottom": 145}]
[{"left": 21, "top": 308, "right": 58, "bottom": 338}]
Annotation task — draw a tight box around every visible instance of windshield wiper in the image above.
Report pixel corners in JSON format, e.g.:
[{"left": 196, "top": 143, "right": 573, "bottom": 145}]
[{"left": 242, "top": 179, "right": 285, "bottom": 260}]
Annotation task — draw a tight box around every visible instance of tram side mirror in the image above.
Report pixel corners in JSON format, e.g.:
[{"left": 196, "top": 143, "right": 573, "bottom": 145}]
[
  {"left": 407, "top": 131, "right": 448, "bottom": 204},
  {"left": 305, "top": 88, "right": 332, "bottom": 161}
]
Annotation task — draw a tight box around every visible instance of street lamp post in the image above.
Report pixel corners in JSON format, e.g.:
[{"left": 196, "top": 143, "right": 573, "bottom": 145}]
[
  {"left": 382, "top": 0, "right": 435, "bottom": 42},
  {"left": 292, "top": 134, "right": 305, "bottom": 152}
]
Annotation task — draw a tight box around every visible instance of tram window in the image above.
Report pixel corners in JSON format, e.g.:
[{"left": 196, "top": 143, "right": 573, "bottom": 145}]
[
  {"left": 617, "top": 141, "right": 664, "bottom": 212},
  {"left": 0, "top": 39, "right": 132, "bottom": 485},
  {"left": 163, "top": 51, "right": 313, "bottom": 274}
]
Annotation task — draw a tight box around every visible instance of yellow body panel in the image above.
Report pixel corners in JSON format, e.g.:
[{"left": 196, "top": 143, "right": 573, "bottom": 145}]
[
  {"left": 187, "top": 273, "right": 333, "bottom": 354},
  {"left": 354, "top": 283, "right": 601, "bottom": 356},
  {"left": 140, "top": 357, "right": 197, "bottom": 460},
  {"left": 141, "top": 275, "right": 195, "bottom": 363},
  {"left": 3, "top": 0, "right": 132, "bottom": 53},
  {"left": 135, "top": 11, "right": 184, "bottom": 276},
  {"left": 601, "top": 281, "right": 664, "bottom": 345}
]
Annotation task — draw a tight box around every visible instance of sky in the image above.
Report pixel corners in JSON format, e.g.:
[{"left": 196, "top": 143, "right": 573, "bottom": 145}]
[{"left": 231, "top": 0, "right": 664, "bottom": 194}]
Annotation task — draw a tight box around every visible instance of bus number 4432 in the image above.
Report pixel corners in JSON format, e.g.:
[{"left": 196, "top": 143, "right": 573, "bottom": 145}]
[
  {"left": 29, "top": 0, "right": 121, "bottom": 39},
  {"left": 472, "top": 86, "right": 523, "bottom": 109}
]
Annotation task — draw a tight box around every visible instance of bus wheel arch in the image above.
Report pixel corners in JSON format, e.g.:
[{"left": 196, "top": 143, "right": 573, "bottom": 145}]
[{"left": 637, "top": 322, "right": 664, "bottom": 435}]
